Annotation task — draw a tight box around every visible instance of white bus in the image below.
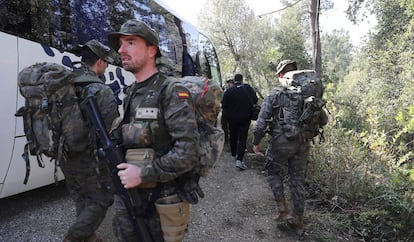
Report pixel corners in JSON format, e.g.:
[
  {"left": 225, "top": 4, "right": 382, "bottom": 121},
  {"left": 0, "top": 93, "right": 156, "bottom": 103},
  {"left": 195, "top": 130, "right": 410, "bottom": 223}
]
[{"left": 0, "top": 0, "right": 222, "bottom": 199}]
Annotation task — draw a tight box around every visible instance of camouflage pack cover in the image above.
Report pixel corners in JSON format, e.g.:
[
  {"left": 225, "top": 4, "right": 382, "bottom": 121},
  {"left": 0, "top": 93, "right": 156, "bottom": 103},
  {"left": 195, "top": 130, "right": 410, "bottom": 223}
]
[
  {"left": 275, "top": 70, "right": 327, "bottom": 140},
  {"left": 279, "top": 70, "right": 324, "bottom": 98},
  {"left": 16, "top": 62, "right": 91, "bottom": 160},
  {"left": 180, "top": 76, "right": 225, "bottom": 177}
]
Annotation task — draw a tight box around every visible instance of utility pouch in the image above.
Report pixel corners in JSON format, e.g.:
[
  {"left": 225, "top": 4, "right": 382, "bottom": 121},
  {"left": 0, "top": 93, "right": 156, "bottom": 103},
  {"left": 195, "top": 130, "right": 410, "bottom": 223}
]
[
  {"left": 155, "top": 194, "right": 190, "bottom": 242},
  {"left": 125, "top": 148, "right": 157, "bottom": 188},
  {"left": 121, "top": 122, "right": 153, "bottom": 148}
]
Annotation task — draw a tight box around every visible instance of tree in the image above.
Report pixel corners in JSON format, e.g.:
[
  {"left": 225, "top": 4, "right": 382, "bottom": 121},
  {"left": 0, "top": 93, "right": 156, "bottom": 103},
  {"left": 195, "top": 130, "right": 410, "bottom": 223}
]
[
  {"left": 199, "top": 0, "right": 311, "bottom": 96},
  {"left": 321, "top": 29, "right": 353, "bottom": 84},
  {"left": 274, "top": 1, "right": 311, "bottom": 69},
  {"left": 310, "top": 0, "right": 322, "bottom": 76}
]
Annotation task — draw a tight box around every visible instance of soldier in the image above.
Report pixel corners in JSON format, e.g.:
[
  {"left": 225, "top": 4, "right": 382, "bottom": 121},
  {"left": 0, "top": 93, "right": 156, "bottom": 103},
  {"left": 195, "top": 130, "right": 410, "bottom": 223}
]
[
  {"left": 61, "top": 40, "right": 119, "bottom": 242},
  {"left": 107, "top": 19, "right": 200, "bottom": 241},
  {"left": 252, "top": 59, "right": 327, "bottom": 236}
]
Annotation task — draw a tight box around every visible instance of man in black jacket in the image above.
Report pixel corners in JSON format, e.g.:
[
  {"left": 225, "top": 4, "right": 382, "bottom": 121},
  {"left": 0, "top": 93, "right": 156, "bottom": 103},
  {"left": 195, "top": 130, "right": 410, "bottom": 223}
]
[{"left": 221, "top": 74, "right": 258, "bottom": 170}]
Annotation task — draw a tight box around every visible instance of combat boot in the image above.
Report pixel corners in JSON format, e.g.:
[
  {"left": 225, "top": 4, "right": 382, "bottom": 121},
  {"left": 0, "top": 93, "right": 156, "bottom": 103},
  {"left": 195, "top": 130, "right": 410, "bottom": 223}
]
[{"left": 274, "top": 198, "right": 293, "bottom": 222}]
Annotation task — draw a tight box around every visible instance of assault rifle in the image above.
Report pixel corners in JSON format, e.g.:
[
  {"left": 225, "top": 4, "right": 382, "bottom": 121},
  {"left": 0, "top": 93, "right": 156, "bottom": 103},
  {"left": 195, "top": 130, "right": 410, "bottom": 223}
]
[{"left": 81, "top": 94, "right": 153, "bottom": 242}]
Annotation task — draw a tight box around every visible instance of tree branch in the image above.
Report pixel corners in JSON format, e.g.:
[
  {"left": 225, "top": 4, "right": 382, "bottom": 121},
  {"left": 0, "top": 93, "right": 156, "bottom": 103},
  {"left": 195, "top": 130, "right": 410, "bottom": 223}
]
[{"left": 257, "top": 0, "right": 305, "bottom": 18}]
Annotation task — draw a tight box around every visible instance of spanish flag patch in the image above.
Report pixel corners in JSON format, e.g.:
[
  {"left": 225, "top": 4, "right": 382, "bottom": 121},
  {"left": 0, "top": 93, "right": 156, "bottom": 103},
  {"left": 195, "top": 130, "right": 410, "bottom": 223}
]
[{"left": 178, "top": 91, "right": 189, "bottom": 99}]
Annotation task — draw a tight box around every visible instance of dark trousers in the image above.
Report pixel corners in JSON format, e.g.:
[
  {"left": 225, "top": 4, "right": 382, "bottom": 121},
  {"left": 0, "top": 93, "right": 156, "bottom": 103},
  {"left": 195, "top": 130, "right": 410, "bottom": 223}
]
[
  {"left": 221, "top": 114, "right": 230, "bottom": 142},
  {"left": 228, "top": 119, "right": 251, "bottom": 161}
]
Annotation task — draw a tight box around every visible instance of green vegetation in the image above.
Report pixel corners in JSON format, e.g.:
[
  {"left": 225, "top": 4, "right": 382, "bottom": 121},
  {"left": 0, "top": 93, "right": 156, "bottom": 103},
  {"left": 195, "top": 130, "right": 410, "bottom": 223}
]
[{"left": 201, "top": 0, "right": 414, "bottom": 240}]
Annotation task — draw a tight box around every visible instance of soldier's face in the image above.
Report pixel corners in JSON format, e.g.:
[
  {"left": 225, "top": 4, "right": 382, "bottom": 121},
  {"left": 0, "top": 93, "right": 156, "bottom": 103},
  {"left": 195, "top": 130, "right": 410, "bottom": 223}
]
[{"left": 117, "top": 35, "right": 155, "bottom": 73}]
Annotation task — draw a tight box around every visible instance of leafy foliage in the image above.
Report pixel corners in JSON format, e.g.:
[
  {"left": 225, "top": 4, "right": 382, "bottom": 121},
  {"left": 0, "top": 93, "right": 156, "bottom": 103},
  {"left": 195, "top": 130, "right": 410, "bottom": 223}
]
[
  {"left": 307, "top": 0, "right": 414, "bottom": 240},
  {"left": 321, "top": 30, "right": 354, "bottom": 84},
  {"left": 273, "top": 1, "right": 312, "bottom": 69},
  {"left": 201, "top": 0, "right": 414, "bottom": 240}
]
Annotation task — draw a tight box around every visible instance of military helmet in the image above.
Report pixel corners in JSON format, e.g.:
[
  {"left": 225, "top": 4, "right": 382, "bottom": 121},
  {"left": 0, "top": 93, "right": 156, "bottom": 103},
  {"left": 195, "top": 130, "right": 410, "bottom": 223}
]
[
  {"left": 73, "top": 39, "right": 115, "bottom": 64},
  {"left": 276, "top": 59, "right": 297, "bottom": 75},
  {"left": 108, "top": 19, "right": 162, "bottom": 57}
]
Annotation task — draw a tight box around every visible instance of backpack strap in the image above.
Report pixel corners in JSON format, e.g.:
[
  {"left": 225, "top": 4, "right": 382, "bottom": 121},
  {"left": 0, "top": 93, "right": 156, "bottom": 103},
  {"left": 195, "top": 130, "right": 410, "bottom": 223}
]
[
  {"left": 18, "top": 109, "right": 47, "bottom": 185},
  {"left": 139, "top": 73, "right": 169, "bottom": 108},
  {"left": 139, "top": 74, "right": 173, "bottom": 143}
]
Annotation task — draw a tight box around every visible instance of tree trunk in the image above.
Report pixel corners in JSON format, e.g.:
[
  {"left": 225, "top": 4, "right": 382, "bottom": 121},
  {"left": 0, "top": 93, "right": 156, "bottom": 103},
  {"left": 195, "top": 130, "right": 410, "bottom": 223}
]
[{"left": 310, "top": 0, "right": 322, "bottom": 78}]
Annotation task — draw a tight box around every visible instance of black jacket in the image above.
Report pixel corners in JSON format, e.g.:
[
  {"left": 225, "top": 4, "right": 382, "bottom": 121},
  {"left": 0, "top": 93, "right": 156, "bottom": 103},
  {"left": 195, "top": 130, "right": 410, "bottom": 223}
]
[{"left": 222, "top": 82, "right": 258, "bottom": 120}]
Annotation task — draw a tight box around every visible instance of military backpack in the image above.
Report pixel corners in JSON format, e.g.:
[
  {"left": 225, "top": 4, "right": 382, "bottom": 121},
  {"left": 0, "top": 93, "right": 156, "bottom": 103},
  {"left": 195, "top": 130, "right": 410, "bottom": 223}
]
[
  {"left": 179, "top": 76, "right": 225, "bottom": 177},
  {"left": 15, "top": 62, "right": 99, "bottom": 184},
  {"left": 276, "top": 70, "right": 328, "bottom": 141}
]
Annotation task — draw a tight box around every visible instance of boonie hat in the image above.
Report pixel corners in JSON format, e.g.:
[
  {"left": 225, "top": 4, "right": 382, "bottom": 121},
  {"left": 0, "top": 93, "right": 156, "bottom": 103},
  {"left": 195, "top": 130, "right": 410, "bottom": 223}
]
[
  {"left": 276, "top": 59, "right": 296, "bottom": 75},
  {"left": 73, "top": 39, "right": 115, "bottom": 64},
  {"left": 108, "top": 19, "right": 162, "bottom": 57}
]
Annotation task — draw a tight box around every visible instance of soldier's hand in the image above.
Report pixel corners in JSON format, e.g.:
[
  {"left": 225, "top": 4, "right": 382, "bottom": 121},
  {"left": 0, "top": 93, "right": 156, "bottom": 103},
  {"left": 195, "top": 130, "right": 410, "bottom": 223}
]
[
  {"left": 253, "top": 145, "right": 264, "bottom": 156},
  {"left": 117, "top": 163, "right": 142, "bottom": 189}
]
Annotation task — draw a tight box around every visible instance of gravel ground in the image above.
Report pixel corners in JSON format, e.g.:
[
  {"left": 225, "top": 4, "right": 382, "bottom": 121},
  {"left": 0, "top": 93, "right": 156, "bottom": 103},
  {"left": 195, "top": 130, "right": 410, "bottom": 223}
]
[
  {"left": 0, "top": 147, "right": 306, "bottom": 242},
  {"left": 184, "top": 151, "right": 297, "bottom": 242}
]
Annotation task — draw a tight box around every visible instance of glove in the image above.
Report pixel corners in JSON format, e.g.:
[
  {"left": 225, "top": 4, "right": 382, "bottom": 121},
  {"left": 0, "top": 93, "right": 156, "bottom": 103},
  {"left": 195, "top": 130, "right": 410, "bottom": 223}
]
[{"left": 176, "top": 172, "right": 205, "bottom": 204}]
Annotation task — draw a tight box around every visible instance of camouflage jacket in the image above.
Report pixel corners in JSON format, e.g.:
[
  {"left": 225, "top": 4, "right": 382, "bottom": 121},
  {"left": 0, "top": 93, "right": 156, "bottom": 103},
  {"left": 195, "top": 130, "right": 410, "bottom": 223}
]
[
  {"left": 252, "top": 88, "right": 286, "bottom": 145},
  {"left": 122, "top": 72, "right": 199, "bottom": 184}
]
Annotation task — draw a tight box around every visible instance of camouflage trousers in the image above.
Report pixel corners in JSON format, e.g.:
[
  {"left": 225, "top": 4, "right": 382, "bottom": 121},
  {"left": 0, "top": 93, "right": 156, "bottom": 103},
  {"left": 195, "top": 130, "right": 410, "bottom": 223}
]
[
  {"left": 265, "top": 134, "right": 310, "bottom": 214},
  {"left": 60, "top": 152, "right": 114, "bottom": 241},
  {"left": 112, "top": 189, "right": 165, "bottom": 242}
]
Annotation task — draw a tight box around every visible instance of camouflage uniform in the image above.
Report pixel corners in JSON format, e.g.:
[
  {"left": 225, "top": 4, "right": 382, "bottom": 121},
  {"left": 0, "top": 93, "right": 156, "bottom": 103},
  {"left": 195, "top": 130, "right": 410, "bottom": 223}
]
[
  {"left": 61, "top": 41, "right": 119, "bottom": 242},
  {"left": 111, "top": 73, "right": 199, "bottom": 242},
  {"left": 252, "top": 88, "right": 309, "bottom": 215},
  {"left": 108, "top": 19, "right": 200, "bottom": 241}
]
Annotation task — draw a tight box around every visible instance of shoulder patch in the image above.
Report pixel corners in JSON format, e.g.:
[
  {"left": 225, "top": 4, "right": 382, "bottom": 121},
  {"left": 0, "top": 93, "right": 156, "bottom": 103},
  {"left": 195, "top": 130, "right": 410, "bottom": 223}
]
[{"left": 177, "top": 90, "right": 189, "bottom": 99}]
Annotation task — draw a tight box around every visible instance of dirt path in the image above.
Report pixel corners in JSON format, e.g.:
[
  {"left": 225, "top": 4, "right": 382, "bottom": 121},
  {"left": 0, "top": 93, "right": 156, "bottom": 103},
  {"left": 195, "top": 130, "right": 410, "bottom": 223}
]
[{"left": 184, "top": 150, "right": 300, "bottom": 242}]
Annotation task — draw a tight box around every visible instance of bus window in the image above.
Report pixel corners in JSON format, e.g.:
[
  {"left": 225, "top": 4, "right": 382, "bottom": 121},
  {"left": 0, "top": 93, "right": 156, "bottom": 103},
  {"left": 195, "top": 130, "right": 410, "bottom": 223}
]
[
  {"left": 199, "top": 34, "right": 222, "bottom": 86},
  {"left": 182, "top": 52, "right": 196, "bottom": 76},
  {"left": 0, "top": 0, "right": 221, "bottom": 82},
  {"left": 181, "top": 22, "right": 199, "bottom": 76},
  {"left": 196, "top": 51, "right": 212, "bottom": 79}
]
